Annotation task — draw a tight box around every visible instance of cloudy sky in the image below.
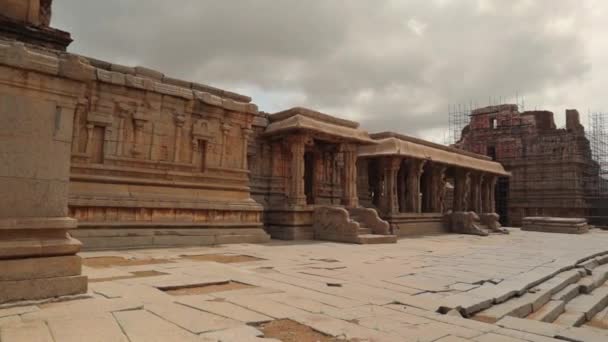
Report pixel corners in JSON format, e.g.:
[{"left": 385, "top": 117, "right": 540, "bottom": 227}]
[{"left": 52, "top": 0, "right": 607, "bottom": 142}]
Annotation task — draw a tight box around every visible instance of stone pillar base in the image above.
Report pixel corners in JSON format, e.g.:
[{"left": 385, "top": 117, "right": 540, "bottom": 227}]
[
  {"left": 0, "top": 217, "right": 87, "bottom": 304},
  {"left": 0, "top": 274, "right": 87, "bottom": 304}
]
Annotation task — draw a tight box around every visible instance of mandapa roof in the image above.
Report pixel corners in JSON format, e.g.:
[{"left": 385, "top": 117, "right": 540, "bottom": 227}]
[
  {"left": 359, "top": 135, "right": 510, "bottom": 176},
  {"left": 263, "top": 107, "right": 375, "bottom": 144}
]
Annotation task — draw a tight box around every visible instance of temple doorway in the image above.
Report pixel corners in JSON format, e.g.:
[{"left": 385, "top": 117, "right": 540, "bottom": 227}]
[{"left": 304, "top": 151, "right": 315, "bottom": 205}]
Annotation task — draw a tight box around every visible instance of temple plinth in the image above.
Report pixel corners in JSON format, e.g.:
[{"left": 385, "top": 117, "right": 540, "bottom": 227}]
[{"left": 0, "top": 0, "right": 86, "bottom": 304}]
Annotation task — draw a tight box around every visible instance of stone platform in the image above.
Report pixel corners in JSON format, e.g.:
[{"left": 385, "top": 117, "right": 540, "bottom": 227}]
[
  {"left": 2, "top": 229, "right": 608, "bottom": 341},
  {"left": 522, "top": 216, "right": 590, "bottom": 234}
]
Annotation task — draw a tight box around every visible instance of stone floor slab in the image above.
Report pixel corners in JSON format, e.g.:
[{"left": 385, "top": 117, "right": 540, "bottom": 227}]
[
  {"left": 47, "top": 314, "right": 128, "bottom": 342},
  {"left": 113, "top": 309, "right": 199, "bottom": 342},
  {"left": 177, "top": 297, "right": 273, "bottom": 324}
]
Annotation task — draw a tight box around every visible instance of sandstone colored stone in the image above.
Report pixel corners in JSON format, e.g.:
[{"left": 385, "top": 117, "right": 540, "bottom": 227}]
[
  {"left": 47, "top": 314, "right": 129, "bottom": 342},
  {"left": 564, "top": 285, "right": 608, "bottom": 321},
  {"left": 145, "top": 302, "right": 241, "bottom": 334},
  {"left": 457, "top": 105, "right": 599, "bottom": 227},
  {"left": 0, "top": 255, "right": 81, "bottom": 281},
  {"left": 0, "top": 321, "right": 54, "bottom": 342},
  {"left": 177, "top": 297, "right": 272, "bottom": 324},
  {"left": 113, "top": 309, "right": 199, "bottom": 342},
  {"left": 496, "top": 316, "right": 566, "bottom": 338},
  {"left": 528, "top": 300, "right": 565, "bottom": 323},
  {"left": 0, "top": 275, "right": 87, "bottom": 304},
  {"left": 554, "top": 310, "right": 587, "bottom": 327}
]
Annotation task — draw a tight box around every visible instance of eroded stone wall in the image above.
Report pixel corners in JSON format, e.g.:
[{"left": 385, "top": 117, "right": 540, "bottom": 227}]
[
  {"left": 456, "top": 105, "right": 599, "bottom": 226},
  {"left": 63, "top": 59, "right": 269, "bottom": 248}
]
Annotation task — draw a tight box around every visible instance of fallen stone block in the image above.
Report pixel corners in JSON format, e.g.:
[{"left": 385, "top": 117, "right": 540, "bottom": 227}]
[{"left": 522, "top": 217, "right": 589, "bottom": 234}]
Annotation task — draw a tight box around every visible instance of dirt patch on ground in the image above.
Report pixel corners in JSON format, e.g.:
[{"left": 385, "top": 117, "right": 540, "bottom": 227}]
[
  {"left": 161, "top": 281, "right": 254, "bottom": 296},
  {"left": 88, "top": 270, "right": 168, "bottom": 283},
  {"left": 259, "top": 319, "right": 343, "bottom": 342},
  {"left": 180, "top": 254, "right": 264, "bottom": 263},
  {"left": 83, "top": 256, "right": 173, "bottom": 268}
]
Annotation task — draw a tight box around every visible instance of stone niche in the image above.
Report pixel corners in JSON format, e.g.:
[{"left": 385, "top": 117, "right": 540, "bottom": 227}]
[{"left": 65, "top": 59, "right": 268, "bottom": 249}]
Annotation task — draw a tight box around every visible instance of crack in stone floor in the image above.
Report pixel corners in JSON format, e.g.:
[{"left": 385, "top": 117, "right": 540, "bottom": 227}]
[{"left": 2, "top": 229, "right": 608, "bottom": 341}]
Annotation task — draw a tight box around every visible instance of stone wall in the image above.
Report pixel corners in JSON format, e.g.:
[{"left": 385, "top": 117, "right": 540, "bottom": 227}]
[
  {"left": 62, "top": 58, "right": 269, "bottom": 248},
  {"left": 456, "top": 105, "right": 599, "bottom": 226}
]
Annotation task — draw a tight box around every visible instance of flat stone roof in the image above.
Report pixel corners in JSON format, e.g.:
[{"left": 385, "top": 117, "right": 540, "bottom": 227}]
[
  {"left": 264, "top": 107, "right": 375, "bottom": 144},
  {"left": 361, "top": 132, "right": 510, "bottom": 176}
]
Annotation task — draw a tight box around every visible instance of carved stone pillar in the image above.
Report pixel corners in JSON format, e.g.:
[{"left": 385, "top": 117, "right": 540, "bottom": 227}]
[
  {"left": 71, "top": 100, "right": 86, "bottom": 153},
  {"left": 173, "top": 114, "right": 185, "bottom": 163},
  {"left": 219, "top": 122, "right": 231, "bottom": 167},
  {"left": 381, "top": 157, "right": 401, "bottom": 214},
  {"left": 84, "top": 123, "right": 94, "bottom": 155},
  {"left": 431, "top": 165, "right": 447, "bottom": 213},
  {"left": 262, "top": 143, "right": 272, "bottom": 177},
  {"left": 453, "top": 169, "right": 471, "bottom": 212},
  {"left": 482, "top": 177, "right": 491, "bottom": 213},
  {"left": 397, "top": 163, "right": 407, "bottom": 212},
  {"left": 341, "top": 144, "right": 358, "bottom": 207},
  {"left": 405, "top": 159, "right": 426, "bottom": 213},
  {"left": 488, "top": 175, "right": 497, "bottom": 213},
  {"left": 288, "top": 135, "right": 307, "bottom": 206},
  {"left": 241, "top": 127, "right": 253, "bottom": 170},
  {"left": 131, "top": 111, "right": 148, "bottom": 157},
  {"left": 469, "top": 172, "right": 484, "bottom": 213}
]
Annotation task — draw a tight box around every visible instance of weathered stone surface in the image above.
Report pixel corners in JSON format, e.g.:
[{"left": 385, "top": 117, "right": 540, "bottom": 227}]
[
  {"left": 177, "top": 297, "right": 273, "bottom": 324},
  {"left": 527, "top": 300, "right": 565, "bottom": 322},
  {"left": 496, "top": 316, "right": 566, "bottom": 337},
  {"left": 0, "top": 256, "right": 81, "bottom": 281},
  {"left": 554, "top": 310, "right": 587, "bottom": 327},
  {"left": 564, "top": 285, "right": 608, "bottom": 321},
  {"left": 113, "top": 309, "right": 199, "bottom": 342},
  {"left": 0, "top": 275, "right": 87, "bottom": 303},
  {"left": 522, "top": 217, "right": 590, "bottom": 235},
  {"left": 456, "top": 105, "right": 599, "bottom": 227},
  {"left": 0, "top": 321, "right": 54, "bottom": 342},
  {"left": 556, "top": 326, "right": 608, "bottom": 342},
  {"left": 145, "top": 302, "right": 241, "bottom": 334},
  {"left": 47, "top": 314, "right": 129, "bottom": 342}
]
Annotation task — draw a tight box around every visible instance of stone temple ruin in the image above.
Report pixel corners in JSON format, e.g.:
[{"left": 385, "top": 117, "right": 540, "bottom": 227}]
[
  {"left": 454, "top": 104, "right": 602, "bottom": 229},
  {"left": 0, "top": 0, "right": 515, "bottom": 303}
]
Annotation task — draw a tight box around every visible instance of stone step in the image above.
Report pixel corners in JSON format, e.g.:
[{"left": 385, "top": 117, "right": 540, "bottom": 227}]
[
  {"left": 358, "top": 228, "right": 372, "bottom": 235},
  {"left": 496, "top": 316, "right": 567, "bottom": 339},
  {"left": 552, "top": 285, "right": 608, "bottom": 327},
  {"left": 472, "top": 268, "right": 585, "bottom": 324},
  {"left": 587, "top": 305, "right": 608, "bottom": 329},
  {"left": 553, "top": 310, "right": 587, "bottom": 327},
  {"left": 552, "top": 283, "right": 581, "bottom": 303},
  {"left": 527, "top": 300, "right": 565, "bottom": 323},
  {"left": 357, "top": 234, "right": 397, "bottom": 244}
]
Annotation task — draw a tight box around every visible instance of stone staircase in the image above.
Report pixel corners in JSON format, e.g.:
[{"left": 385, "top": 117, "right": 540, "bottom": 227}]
[
  {"left": 312, "top": 206, "right": 397, "bottom": 244},
  {"left": 467, "top": 254, "right": 608, "bottom": 340}
]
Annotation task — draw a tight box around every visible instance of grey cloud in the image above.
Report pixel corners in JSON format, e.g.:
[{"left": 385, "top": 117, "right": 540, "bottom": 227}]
[{"left": 52, "top": 0, "right": 591, "bottom": 137}]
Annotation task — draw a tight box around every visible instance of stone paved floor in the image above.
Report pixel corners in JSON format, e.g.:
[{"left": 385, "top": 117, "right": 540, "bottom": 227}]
[{"left": 2, "top": 228, "right": 608, "bottom": 341}]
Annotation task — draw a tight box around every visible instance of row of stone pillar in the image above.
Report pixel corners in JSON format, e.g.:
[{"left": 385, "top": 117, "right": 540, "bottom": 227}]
[
  {"left": 286, "top": 134, "right": 358, "bottom": 207},
  {"left": 378, "top": 156, "right": 498, "bottom": 215},
  {"left": 284, "top": 138, "right": 498, "bottom": 215},
  {"left": 453, "top": 169, "right": 497, "bottom": 213}
]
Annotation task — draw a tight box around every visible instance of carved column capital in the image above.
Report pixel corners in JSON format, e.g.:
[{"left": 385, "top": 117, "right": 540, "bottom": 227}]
[{"left": 174, "top": 113, "right": 186, "bottom": 127}]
